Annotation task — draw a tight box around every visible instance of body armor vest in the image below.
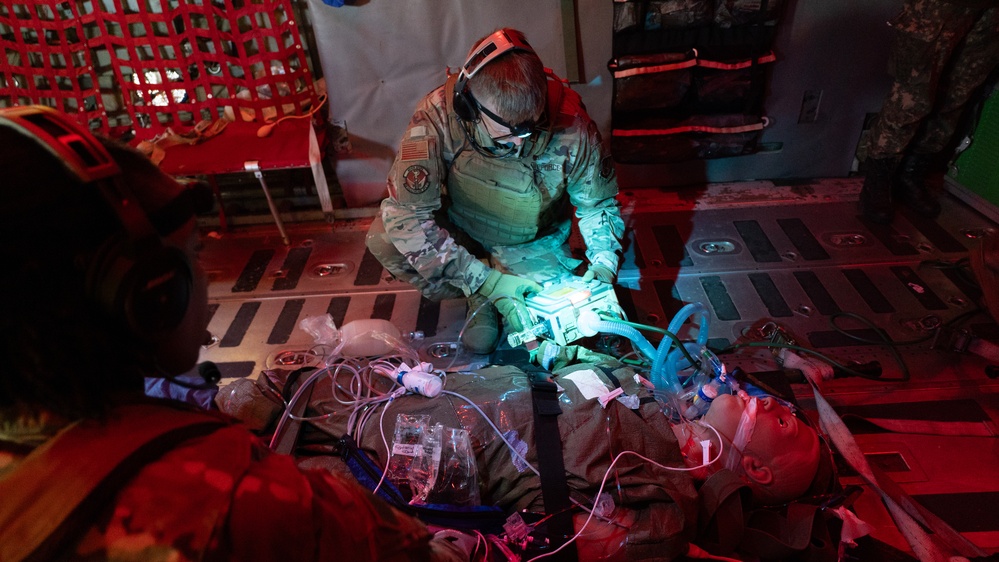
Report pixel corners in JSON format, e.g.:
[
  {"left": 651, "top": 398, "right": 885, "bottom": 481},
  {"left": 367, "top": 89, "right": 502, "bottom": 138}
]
[{"left": 443, "top": 73, "right": 567, "bottom": 249}]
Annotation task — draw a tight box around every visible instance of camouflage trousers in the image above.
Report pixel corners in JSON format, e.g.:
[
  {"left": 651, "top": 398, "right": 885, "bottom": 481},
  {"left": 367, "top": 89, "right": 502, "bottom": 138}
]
[
  {"left": 866, "top": 0, "right": 999, "bottom": 159},
  {"left": 365, "top": 216, "right": 582, "bottom": 302}
]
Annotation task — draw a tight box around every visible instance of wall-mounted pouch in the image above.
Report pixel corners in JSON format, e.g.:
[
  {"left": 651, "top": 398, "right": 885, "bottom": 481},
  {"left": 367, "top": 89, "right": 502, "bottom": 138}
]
[
  {"left": 613, "top": 0, "right": 715, "bottom": 33},
  {"left": 610, "top": 51, "right": 697, "bottom": 113}
]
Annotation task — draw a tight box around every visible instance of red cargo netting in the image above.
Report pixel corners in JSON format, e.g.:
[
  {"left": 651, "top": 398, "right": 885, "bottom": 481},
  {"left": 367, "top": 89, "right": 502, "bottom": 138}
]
[
  {"left": 0, "top": 1, "right": 116, "bottom": 135},
  {"left": 1, "top": 0, "right": 321, "bottom": 141},
  {"left": 95, "top": 0, "right": 320, "bottom": 140}
]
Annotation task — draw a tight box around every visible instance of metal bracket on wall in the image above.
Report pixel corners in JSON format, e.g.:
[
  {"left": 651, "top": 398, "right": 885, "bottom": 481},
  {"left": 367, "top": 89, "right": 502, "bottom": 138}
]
[{"left": 560, "top": 0, "right": 581, "bottom": 82}]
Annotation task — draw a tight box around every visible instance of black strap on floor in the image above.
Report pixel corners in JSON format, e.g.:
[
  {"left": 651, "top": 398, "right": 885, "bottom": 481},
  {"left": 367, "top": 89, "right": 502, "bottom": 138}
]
[
  {"left": 271, "top": 366, "right": 317, "bottom": 455},
  {"left": 525, "top": 366, "right": 578, "bottom": 561}
]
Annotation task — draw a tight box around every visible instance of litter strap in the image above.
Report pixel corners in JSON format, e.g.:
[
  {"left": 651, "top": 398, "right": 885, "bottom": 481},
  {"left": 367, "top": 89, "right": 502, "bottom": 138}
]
[
  {"left": 527, "top": 367, "right": 578, "bottom": 562},
  {"left": 809, "top": 383, "right": 986, "bottom": 561}
]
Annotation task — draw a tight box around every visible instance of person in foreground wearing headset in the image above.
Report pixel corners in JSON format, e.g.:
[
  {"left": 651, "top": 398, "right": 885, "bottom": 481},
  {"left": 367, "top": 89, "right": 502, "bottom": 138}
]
[
  {"left": 227, "top": 357, "right": 830, "bottom": 561},
  {"left": 0, "top": 106, "right": 467, "bottom": 562},
  {"left": 366, "top": 27, "right": 624, "bottom": 355}
]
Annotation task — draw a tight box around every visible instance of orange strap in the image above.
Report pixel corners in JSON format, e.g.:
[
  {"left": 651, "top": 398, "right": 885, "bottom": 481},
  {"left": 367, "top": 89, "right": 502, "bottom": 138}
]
[
  {"left": 612, "top": 120, "right": 767, "bottom": 138},
  {"left": 610, "top": 52, "right": 777, "bottom": 79},
  {"left": 0, "top": 402, "right": 227, "bottom": 562}
]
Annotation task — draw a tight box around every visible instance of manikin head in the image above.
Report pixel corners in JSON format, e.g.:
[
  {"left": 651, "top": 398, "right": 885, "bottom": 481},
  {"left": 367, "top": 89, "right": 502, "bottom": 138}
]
[{"left": 701, "top": 392, "right": 821, "bottom": 504}]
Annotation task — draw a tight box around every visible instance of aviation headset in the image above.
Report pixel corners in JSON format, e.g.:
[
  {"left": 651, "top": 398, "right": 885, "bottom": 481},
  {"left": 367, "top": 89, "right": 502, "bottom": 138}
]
[
  {"left": 452, "top": 29, "right": 540, "bottom": 137},
  {"left": 0, "top": 105, "right": 197, "bottom": 342}
]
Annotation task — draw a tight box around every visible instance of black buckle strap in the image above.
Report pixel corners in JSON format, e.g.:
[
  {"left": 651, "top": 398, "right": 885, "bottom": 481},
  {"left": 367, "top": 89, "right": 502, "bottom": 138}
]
[{"left": 526, "top": 367, "right": 578, "bottom": 561}]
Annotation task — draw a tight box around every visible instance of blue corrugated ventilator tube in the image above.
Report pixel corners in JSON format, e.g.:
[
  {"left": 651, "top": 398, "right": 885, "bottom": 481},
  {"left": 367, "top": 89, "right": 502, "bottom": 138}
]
[{"left": 578, "top": 302, "right": 711, "bottom": 398}]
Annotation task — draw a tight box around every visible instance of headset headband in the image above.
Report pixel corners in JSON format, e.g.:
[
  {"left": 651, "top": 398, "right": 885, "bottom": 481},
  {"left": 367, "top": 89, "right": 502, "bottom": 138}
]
[
  {"left": 0, "top": 105, "right": 120, "bottom": 183},
  {"left": 0, "top": 105, "right": 203, "bottom": 339},
  {"left": 454, "top": 29, "right": 539, "bottom": 141},
  {"left": 460, "top": 29, "right": 535, "bottom": 81},
  {"left": 0, "top": 106, "right": 160, "bottom": 241},
  {"left": 0, "top": 105, "right": 211, "bottom": 237}
]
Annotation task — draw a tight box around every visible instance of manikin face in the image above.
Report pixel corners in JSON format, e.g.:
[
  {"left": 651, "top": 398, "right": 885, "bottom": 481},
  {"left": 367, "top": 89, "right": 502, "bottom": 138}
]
[{"left": 702, "top": 393, "right": 820, "bottom": 489}]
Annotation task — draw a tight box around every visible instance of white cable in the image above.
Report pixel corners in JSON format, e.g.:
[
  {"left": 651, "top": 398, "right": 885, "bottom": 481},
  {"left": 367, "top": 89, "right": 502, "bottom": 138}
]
[
  {"left": 372, "top": 389, "right": 405, "bottom": 495},
  {"left": 268, "top": 346, "right": 417, "bottom": 451},
  {"left": 524, "top": 437, "right": 724, "bottom": 562},
  {"left": 268, "top": 364, "right": 334, "bottom": 449},
  {"left": 474, "top": 530, "right": 489, "bottom": 560}
]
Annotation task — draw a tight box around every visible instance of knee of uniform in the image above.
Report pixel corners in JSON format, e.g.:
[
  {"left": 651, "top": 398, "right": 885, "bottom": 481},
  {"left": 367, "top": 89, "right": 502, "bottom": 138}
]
[
  {"left": 880, "top": 95, "right": 934, "bottom": 128},
  {"left": 365, "top": 230, "right": 393, "bottom": 256}
]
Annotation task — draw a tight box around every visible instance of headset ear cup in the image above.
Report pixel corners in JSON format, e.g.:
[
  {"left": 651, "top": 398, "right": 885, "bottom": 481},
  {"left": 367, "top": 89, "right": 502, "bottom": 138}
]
[
  {"left": 131, "top": 245, "right": 193, "bottom": 336},
  {"left": 87, "top": 237, "right": 193, "bottom": 340},
  {"left": 453, "top": 85, "right": 478, "bottom": 123}
]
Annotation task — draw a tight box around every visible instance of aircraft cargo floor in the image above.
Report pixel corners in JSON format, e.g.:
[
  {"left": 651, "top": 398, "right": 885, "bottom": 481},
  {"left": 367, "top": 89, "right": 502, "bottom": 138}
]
[{"left": 192, "top": 177, "right": 999, "bottom": 559}]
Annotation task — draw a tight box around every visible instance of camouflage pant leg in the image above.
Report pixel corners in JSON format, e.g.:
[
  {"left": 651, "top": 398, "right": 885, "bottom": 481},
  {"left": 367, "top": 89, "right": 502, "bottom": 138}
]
[
  {"left": 910, "top": 6, "right": 999, "bottom": 154},
  {"left": 866, "top": 0, "right": 983, "bottom": 158},
  {"left": 364, "top": 217, "right": 464, "bottom": 302}
]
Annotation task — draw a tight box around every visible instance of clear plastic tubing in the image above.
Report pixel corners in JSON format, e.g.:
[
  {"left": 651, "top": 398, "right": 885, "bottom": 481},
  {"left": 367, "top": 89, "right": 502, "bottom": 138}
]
[{"left": 577, "top": 311, "right": 657, "bottom": 364}]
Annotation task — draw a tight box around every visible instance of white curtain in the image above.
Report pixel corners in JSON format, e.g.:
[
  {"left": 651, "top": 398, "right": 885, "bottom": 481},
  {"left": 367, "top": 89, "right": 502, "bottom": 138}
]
[{"left": 307, "top": 0, "right": 566, "bottom": 206}]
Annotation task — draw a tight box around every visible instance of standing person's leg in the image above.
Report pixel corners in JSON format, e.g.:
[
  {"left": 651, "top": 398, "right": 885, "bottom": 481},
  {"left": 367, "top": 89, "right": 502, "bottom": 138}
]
[
  {"left": 896, "top": 6, "right": 999, "bottom": 218},
  {"left": 909, "top": 6, "right": 999, "bottom": 155},
  {"left": 860, "top": 0, "right": 976, "bottom": 223}
]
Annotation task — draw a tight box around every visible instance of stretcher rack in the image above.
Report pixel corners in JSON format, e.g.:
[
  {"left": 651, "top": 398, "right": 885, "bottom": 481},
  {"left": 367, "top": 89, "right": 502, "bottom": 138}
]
[{"left": 0, "top": 0, "right": 334, "bottom": 243}]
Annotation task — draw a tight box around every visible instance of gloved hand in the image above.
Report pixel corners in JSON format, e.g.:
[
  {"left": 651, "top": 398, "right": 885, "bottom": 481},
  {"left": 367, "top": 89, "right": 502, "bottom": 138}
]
[
  {"left": 476, "top": 270, "right": 542, "bottom": 331},
  {"left": 582, "top": 264, "right": 616, "bottom": 284}
]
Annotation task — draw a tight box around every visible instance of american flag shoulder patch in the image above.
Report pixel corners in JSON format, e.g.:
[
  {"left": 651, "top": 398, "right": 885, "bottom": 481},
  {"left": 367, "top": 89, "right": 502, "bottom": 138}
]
[{"left": 400, "top": 139, "right": 430, "bottom": 162}]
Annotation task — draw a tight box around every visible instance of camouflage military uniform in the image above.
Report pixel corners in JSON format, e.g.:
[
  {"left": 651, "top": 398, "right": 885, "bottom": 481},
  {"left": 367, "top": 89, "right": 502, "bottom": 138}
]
[
  {"left": 366, "top": 73, "right": 624, "bottom": 300},
  {"left": 866, "top": 0, "right": 999, "bottom": 159},
  {"left": 0, "top": 403, "right": 464, "bottom": 561}
]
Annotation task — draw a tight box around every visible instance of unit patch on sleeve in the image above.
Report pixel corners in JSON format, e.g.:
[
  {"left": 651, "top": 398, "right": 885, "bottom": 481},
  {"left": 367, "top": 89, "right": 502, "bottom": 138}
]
[
  {"left": 402, "top": 165, "right": 431, "bottom": 194},
  {"left": 400, "top": 139, "right": 430, "bottom": 162}
]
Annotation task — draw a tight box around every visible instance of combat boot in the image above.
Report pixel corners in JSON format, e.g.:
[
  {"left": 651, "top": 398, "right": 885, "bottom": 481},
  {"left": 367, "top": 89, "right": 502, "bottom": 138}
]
[
  {"left": 460, "top": 293, "right": 500, "bottom": 354},
  {"left": 858, "top": 157, "right": 897, "bottom": 225},
  {"left": 895, "top": 152, "right": 941, "bottom": 219}
]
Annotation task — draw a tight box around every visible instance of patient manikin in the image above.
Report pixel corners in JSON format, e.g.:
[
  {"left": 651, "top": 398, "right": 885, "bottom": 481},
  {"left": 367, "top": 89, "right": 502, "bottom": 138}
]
[
  {"left": 575, "top": 386, "right": 822, "bottom": 561},
  {"left": 218, "top": 354, "right": 827, "bottom": 562}
]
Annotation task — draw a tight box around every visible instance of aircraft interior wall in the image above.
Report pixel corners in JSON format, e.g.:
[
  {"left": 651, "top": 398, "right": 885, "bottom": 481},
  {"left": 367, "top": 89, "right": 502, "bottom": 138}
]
[{"left": 310, "top": 0, "right": 905, "bottom": 203}]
